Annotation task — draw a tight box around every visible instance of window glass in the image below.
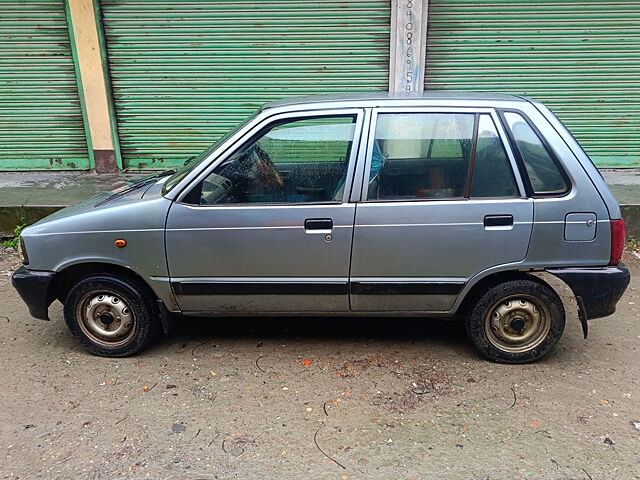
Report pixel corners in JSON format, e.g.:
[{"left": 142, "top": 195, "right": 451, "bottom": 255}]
[
  {"left": 368, "top": 113, "right": 475, "bottom": 200},
  {"left": 470, "top": 115, "right": 519, "bottom": 198},
  {"left": 504, "top": 112, "right": 568, "bottom": 194},
  {"left": 199, "top": 116, "right": 355, "bottom": 205},
  {"left": 163, "top": 111, "right": 259, "bottom": 194}
]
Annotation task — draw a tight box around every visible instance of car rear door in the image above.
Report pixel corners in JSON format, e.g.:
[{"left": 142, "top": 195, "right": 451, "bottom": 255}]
[
  {"left": 349, "top": 107, "right": 534, "bottom": 312},
  {"left": 165, "top": 109, "right": 364, "bottom": 314}
]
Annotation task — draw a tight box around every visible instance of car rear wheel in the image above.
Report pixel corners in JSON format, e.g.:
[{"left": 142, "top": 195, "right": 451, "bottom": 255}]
[
  {"left": 465, "top": 279, "right": 565, "bottom": 364},
  {"left": 64, "top": 274, "right": 159, "bottom": 357}
]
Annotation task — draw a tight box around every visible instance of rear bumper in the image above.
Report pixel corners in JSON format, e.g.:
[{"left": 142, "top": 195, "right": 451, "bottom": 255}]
[
  {"left": 546, "top": 263, "right": 631, "bottom": 320},
  {"left": 11, "top": 266, "right": 55, "bottom": 320}
]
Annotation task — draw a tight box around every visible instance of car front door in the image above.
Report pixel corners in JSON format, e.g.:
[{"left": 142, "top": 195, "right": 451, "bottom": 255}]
[
  {"left": 165, "top": 109, "right": 364, "bottom": 314},
  {"left": 349, "top": 108, "right": 534, "bottom": 312}
]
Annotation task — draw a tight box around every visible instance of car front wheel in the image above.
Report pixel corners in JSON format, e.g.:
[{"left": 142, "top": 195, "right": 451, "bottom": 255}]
[
  {"left": 64, "top": 274, "right": 159, "bottom": 357},
  {"left": 465, "top": 279, "right": 565, "bottom": 364}
]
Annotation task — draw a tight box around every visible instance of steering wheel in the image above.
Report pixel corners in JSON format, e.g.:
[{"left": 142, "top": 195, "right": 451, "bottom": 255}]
[
  {"left": 252, "top": 144, "right": 284, "bottom": 188},
  {"left": 200, "top": 173, "right": 233, "bottom": 205}
]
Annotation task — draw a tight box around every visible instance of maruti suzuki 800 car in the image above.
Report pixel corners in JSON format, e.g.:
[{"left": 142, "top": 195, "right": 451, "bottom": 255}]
[{"left": 12, "top": 93, "right": 630, "bottom": 363}]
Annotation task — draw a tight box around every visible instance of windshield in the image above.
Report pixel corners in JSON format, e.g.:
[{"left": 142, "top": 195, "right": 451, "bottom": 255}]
[{"left": 162, "top": 111, "right": 260, "bottom": 194}]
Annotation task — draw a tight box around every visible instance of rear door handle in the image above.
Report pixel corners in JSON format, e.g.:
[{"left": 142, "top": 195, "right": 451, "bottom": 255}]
[
  {"left": 484, "top": 215, "right": 513, "bottom": 227},
  {"left": 304, "top": 218, "right": 333, "bottom": 233}
]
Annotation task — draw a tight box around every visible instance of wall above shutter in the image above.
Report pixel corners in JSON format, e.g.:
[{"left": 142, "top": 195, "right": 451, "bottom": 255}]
[
  {"left": 426, "top": 0, "right": 640, "bottom": 167},
  {"left": 100, "top": 0, "right": 391, "bottom": 169},
  {"left": 0, "top": 0, "right": 90, "bottom": 170}
]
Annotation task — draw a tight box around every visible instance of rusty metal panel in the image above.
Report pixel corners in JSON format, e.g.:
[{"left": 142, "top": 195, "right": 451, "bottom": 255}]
[
  {"left": 99, "top": 0, "right": 391, "bottom": 169},
  {"left": 0, "top": 0, "right": 90, "bottom": 170},
  {"left": 425, "top": 0, "right": 640, "bottom": 167}
]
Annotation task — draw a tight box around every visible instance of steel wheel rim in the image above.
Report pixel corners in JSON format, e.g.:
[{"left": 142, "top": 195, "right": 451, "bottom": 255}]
[
  {"left": 76, "top": 290, "right": 136, "bottom": 347},
  {"left": 484, "top": 294, "right": 551, "bottom": 353}
]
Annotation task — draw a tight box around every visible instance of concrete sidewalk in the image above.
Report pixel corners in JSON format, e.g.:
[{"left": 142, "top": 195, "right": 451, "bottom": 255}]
[
  {"left": 599, "top": 169, "right": 640, "bottom": 205},
  {"left": 0, "top": 171, "right": 147, "bottom": 236},
  {"left": 0, "top": 169, "right": 639, "bottom": 236}
]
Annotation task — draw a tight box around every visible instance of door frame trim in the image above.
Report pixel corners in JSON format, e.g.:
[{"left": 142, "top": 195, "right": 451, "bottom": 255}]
[
  {"left": 355, "top": 106, "right": 528, "bottom": 202},
  {"left": 175, "top": 108, "right": 367, "bottom": 206}
]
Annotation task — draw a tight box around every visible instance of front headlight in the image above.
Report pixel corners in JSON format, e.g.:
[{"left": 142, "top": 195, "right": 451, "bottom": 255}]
[{"left": 18, "top": 236, "right": 29, "bottom": 265}]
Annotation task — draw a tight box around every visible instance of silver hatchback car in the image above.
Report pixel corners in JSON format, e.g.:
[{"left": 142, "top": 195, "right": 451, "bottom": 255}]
[{"left": 12, "top": 92, "right": 630, "bottom": 363}]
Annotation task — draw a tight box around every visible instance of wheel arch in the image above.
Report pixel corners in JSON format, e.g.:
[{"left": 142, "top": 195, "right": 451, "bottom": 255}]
[
  {"left": 454, "top": 269, "right": 554, "bottom": 317},
  {"left": 51, "top": 261, "right": 156, "bottom": 304}
]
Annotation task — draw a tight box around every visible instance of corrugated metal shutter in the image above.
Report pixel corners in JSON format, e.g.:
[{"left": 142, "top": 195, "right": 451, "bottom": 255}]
[
  {"left": 0, "top": 0, "right": 90, "bottom": 170},
  {"left": 426, "top": 1, "right": 640, "bottom": 167},
  {"left": 100, "top": 0, "right": 391, "bottom": 169}
]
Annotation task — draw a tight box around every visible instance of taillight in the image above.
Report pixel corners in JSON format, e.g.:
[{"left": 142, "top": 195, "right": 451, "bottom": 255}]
[{"left": 609, "top": 219, "right": 625, "bottom": 265}]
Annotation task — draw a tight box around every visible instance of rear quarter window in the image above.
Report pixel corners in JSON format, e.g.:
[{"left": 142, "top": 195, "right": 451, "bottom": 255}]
[{"left": 503, "top": 111, "right": 568, "bottom": 195}]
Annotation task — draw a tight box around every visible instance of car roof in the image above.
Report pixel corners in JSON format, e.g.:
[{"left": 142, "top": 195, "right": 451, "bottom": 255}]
[{"left": 263, "top": 91, "right": 527, "bottom": 110}]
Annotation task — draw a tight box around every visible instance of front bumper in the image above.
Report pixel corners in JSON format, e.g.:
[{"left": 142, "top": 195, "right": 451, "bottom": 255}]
[
  {"left": 11, "top": 266, "right": 56, "bottom": 320},
  {"left": 547, "top": 263, "right": 631, "bottom": 320}
]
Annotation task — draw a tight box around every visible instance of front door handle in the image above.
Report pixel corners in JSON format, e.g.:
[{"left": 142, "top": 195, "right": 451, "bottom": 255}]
[
  {"left": 484, "top": 215, "right": 513, "bottom": 227},
  {"left": 304, "top": 218, "right": 333, "bottom": 232}
]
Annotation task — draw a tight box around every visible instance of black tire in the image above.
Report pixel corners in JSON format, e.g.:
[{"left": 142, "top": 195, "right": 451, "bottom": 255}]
[
  {"left": 465, "top": 279, "right": 565, "bottom": 364},
  {"left": 63, "top": 274, "right": 160, "bottom": 357}
]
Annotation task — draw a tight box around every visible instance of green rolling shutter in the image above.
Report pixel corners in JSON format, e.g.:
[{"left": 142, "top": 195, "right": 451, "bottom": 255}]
[
  {"left": 426, "top": 0, "right": 640, "bottom": 167},
  {"left": 0, "top": 0, "right": 90, "bottom": 170},
  {"left": 100, "top": 0, "right": 391, "bottom": 170}
]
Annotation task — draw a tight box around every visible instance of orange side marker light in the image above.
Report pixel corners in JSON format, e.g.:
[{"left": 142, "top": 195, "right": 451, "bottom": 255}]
[{"left": 114, "top": 239, "right": 127, "bottom": 248}]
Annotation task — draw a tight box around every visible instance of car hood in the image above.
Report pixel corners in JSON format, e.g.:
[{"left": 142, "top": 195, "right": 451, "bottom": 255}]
[
  {"left": 24, "top": 180, "right": 169, "bottom": 236},
  {"left": 32, "top": 184, "right": 151, "bottom": 224}
]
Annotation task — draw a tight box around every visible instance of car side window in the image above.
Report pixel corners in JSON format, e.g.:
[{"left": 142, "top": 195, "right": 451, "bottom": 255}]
[
  {"left": 470, "top": 114, "right": 519, "bottom": 198},
  {"left": 199, "top": 115, "right": 356, "bottom": 205},
  {"left": 366, "top": 113, "right": 519, "bottom": 201},
  {"left": 368, "top": 113, "right": 475, "bottom": 200},
  {"left": 503, "top": 112, "right": 568, "bottom": 195}
]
